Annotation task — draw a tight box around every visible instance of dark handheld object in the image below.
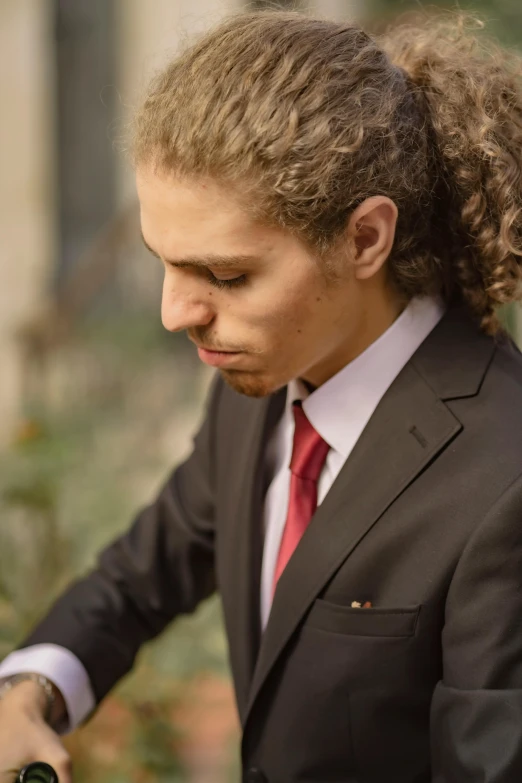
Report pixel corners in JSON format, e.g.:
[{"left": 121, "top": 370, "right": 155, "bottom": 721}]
[{"left": 15, "top": 762, "right": 58, "bottom": 783}]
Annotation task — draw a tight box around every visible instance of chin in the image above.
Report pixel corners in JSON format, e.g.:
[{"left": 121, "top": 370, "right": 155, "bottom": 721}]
[{"left": 219, "top": 369, "right": 285, "bottom": 398}]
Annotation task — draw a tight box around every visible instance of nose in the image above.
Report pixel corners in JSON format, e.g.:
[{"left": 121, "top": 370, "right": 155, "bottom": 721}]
[{"left": 161, "top": 276, "right": 214, "bottom": 332}]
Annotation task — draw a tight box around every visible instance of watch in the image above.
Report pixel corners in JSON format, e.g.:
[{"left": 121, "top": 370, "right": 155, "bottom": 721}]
[{"left": 0, "top": 673, "right": 56, "bottom": 724}]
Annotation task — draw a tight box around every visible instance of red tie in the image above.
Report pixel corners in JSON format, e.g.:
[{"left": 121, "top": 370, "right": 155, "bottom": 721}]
[{"left": 272, "top": 401, "right": 330, "bottom": 595}]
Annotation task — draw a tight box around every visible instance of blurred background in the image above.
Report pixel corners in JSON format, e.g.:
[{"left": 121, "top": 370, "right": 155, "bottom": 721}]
[{"left": 1, "top": 1, "right": 521, "bottom": 781}]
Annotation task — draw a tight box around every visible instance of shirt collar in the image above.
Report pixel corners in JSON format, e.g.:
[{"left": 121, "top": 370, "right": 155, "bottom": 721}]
[{"left": 286, "top": 296, "right": 447, "bottom": 457}]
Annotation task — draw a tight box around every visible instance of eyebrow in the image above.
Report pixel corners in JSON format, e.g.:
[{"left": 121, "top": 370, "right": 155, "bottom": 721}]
[{"left": 141, "top": 231, "right": 260, "bottom": 269}]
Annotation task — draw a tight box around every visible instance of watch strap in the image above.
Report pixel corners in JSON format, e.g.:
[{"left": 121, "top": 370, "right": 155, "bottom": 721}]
[{"left": 0, "top": 672, "right": 56, "bottom": 724}]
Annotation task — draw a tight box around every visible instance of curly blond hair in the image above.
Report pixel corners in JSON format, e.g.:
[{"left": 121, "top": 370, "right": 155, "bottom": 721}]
[{"left": 132, "top": 9, "right": 522, "bottom": 335}]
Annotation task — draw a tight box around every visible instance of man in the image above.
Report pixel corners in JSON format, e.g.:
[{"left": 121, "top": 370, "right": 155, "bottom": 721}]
[{"left": 2, "top": 9, "right": 522, "bottom": 782}]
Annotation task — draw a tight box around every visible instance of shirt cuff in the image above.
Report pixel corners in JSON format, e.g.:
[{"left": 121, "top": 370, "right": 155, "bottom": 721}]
[{"left": 0, "top": 644, "right": 95, "bottom": 734}]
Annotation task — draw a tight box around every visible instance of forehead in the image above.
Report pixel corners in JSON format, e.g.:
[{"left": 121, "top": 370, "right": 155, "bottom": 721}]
[{"left": 136, "top": 167, "right": 263, "bottom": 253}]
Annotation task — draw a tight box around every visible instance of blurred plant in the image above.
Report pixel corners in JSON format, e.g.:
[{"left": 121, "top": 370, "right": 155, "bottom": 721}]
[
  {"left": 128, "top": 700, "right": 186, "bottom": 783},
  {"left": 371, "top": 0, "right": 522, "bottom": 49},
  {"left": 498, "top": 303, "right": 522, "bottom": 343},
  {"left": 0, "top": 471, "right": 73, "bottom": 656},
  {"left": 66, "top": 683, "right": 188, "bottom": 783},
  {"left": 0, "top": 310, "right": 234, "bottom": 781},
  {"left": 0, "top": 420, "right": 231, "bottom": 781}
]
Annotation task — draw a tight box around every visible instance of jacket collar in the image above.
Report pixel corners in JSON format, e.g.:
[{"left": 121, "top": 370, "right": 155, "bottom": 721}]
[
  {"left": 220, "top": 300, "right": 497, "bottom": 726},
  {"left": 243, "top": 301, "right": 496, "bottom": 726}
]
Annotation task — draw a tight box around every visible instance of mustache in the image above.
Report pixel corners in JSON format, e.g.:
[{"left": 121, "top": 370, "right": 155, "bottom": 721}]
[
  {"left": 189, "top": 331, "right": 244, "bottom": 353},
  {"left": 188, "top": 330, "right": 264, "bottom": 355}
]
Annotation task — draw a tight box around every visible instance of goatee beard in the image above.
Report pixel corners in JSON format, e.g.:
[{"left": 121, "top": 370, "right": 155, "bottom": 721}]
[{"left": 219, "top": 369, "right": 275, "bottom": 398}]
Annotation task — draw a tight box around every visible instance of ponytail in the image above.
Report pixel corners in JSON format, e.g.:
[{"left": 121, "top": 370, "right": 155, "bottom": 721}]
[{"left": 382, "top": 13, "right": 522, "bottom": 334}]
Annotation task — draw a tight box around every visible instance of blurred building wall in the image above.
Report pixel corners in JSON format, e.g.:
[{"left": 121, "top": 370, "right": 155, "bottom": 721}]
[
  {"left": 0, "top": 0, "right": 246, "bottom": 447},
  {"left": 55, "top": 0, "right": 116, "bottom": 280},
  {"left": 0, "top": 0, "right": 57, "bottom": 447}
]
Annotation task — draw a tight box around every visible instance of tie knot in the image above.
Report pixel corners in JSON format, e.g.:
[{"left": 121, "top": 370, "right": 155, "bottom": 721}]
[{"left": 290, "top": 401, "right": 330, "bottom": 480}]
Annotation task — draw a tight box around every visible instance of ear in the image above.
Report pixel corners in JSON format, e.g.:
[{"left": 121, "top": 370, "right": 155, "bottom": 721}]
[{"left": 347, "top": 196, "right": 398, "bottom": 281}]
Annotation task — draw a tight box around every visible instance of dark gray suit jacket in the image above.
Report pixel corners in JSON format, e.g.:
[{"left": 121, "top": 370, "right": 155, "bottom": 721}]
[{"left": 23, "top": 303, "right": 522, "bottom": 782}]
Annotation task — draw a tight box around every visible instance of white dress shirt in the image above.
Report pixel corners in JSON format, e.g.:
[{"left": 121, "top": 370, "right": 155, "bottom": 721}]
[
  {"left": 260, "top": 295, "right": 446, "bottom": 627},
  {"left": 0, "top": 295, "right": 446, "bottom": 732}
]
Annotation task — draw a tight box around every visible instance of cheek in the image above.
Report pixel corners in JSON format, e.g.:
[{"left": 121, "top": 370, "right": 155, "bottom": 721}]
[
  {"left": 283, "top": 282, "right": 326, "bottom": 330},
  {"left": 234, "top": 289, "right": 290, "bottom": 331},
  {"left": 231, "top": 271, "right": 325, "bottom": 344},
  {"left": 272, "top": 294, "right": 325, "bottom": 350}
]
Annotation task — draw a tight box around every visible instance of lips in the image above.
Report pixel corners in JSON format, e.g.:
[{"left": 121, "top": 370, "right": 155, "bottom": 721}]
[{"left": 197, "top": 346, "right": 242, "bottom": 367}]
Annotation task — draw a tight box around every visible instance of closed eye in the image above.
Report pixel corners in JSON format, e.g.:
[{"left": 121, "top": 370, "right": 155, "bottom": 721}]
[
  {"left": 206, "top": 272, "right": 247, "bottom": 290},
  {"left": 162, "top": 256, "right": 248, "bottom": 290}
]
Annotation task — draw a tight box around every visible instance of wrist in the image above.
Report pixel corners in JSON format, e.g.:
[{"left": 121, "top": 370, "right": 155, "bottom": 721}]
[
  {"left": 0, "top": 674, "right": 67, "bottom": 730},
  {"left": 4, "top": 679, "right": 48, "bottom": 715}
]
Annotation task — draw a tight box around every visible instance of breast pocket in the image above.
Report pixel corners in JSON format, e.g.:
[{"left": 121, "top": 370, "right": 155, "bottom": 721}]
[{"left": 305, "top": 598, "right": 421, "bottom": 637}]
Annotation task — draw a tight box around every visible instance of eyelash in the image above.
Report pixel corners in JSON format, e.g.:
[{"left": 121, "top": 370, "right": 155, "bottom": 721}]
[{"left": 206, "top": 273, "right": 247, "bottom": 290}]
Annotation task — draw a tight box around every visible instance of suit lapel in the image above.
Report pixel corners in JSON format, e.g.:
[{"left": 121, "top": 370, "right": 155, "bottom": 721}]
[
  {"left": 243, "top": 360, "right": 463, "bottom": 723},
  {"left": 220, "top": 302, "right": 496, "bottom": 726},
  {"left": 219, "top": 385, "right": 286, "bottom": 721}
]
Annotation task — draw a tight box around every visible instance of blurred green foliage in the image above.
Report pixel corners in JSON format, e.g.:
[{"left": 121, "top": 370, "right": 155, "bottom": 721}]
[
  {"left": 374, "top": 0, "right": 522, "bottom": 48},
  {"left": 0, "top": 313, "right": 234, "bottom": 781}
]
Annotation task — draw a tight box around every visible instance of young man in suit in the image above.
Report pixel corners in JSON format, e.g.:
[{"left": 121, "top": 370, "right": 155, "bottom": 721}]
[{"left": 2, "top": 9, "right": 522, "bottom": 782}]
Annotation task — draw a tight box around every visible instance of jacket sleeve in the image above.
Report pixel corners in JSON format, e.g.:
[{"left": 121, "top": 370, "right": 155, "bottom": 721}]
[
  {"left": 19, "top": 372, "right": 223, "bottom": 705},
  {"left": 431, "top": 471, "right": 522, "bottom": 782}
]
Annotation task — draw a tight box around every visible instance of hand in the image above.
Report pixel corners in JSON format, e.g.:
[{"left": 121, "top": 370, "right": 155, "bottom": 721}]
[{"left": 0, "top": 681, "right": 71, "bottom": 783}]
